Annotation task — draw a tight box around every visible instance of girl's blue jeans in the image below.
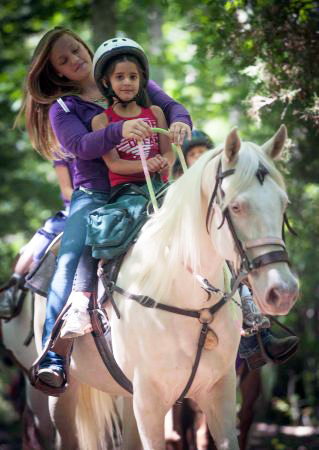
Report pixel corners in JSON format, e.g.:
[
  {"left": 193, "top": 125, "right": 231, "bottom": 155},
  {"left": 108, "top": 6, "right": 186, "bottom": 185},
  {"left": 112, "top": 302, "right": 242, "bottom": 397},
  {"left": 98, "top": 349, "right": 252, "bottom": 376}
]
[
  {"left": 239, "top": 329, "right": 271, "bottom": 358},
  {"left": 42, "top": 188, "right": 109, "bottom": 364}
]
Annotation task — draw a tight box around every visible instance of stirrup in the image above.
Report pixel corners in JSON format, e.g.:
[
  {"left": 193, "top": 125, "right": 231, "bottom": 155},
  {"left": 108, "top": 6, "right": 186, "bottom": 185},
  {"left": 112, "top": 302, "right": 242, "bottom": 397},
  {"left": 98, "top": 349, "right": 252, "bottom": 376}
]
[{"left": 241, "top": 319, "right": 270, "bottom": 337}]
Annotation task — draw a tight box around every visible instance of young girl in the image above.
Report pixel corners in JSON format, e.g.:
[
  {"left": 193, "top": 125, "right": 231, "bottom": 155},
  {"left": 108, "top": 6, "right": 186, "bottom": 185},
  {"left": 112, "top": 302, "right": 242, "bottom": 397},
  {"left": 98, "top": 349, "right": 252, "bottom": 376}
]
[
  {"left": 60, "top": 38, "right": 175, "bottom": 338},
  {"left": 92, "top": 38, "right": 174, "bottom": 182},
  {"left": 18, "top": 27, "right": 192, "bottom": 390}
]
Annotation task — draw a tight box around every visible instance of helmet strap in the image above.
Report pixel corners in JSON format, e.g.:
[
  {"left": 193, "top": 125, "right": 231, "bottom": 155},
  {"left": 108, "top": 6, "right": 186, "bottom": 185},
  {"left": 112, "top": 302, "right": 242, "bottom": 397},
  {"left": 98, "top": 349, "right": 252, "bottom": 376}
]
[{"left": 108, "top": 85, "right": 140, "bottom": 108}]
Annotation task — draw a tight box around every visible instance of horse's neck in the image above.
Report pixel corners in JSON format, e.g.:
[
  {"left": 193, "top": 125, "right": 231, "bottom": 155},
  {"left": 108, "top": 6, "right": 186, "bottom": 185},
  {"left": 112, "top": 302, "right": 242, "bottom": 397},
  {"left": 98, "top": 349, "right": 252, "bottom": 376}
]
[{"left": 174, "top": 234, "right": 226, "bottom": 310}]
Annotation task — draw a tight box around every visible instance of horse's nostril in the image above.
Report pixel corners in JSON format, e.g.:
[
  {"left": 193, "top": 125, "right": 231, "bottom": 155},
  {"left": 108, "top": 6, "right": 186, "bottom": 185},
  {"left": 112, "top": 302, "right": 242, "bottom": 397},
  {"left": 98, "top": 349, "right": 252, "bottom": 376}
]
[{"left": 266, "top": 287, "right": 280, "bottom": 306}]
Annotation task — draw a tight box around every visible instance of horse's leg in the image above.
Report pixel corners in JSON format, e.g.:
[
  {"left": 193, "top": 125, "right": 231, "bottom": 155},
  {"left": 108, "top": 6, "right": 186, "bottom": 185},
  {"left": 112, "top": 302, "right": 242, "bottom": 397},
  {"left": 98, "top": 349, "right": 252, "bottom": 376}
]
[
  {"left": 238, "top": 363, "right": 261, "bottom": 450},
  {"left": 197, "top": 369, "right": 239, "bottom": 450},
  {"left": 25, "top": 378, "right": 54, "bottom": 448},
  {"left": 133, "top": 383, "right": 167, "bottom": 450},
  {"left": 49, "top": 375, "right": 80, "bottom": 450},
  {"left": 121, "top": 397, "right": 143, "bottom": 450}
]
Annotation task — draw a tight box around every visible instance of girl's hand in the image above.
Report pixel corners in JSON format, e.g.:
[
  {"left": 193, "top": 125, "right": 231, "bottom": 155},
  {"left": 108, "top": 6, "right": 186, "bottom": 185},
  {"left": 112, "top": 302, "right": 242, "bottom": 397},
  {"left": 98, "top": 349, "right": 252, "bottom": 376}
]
[
  {"left": 146, "top": 155, "right": 168, "bottom": 172},
  {"left": 169, "top": 122, "right": 192, "bottom": 146},
  {"left": 122, "top": 119, "right": 152, "bottom": 141}
]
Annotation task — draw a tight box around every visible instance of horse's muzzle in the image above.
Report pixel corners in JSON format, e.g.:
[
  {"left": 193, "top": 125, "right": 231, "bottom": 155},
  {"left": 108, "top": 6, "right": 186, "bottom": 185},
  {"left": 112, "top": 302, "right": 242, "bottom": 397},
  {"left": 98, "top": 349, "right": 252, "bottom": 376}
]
[{"left": 265, "top": 281, "right": 299, "bottom": 315}]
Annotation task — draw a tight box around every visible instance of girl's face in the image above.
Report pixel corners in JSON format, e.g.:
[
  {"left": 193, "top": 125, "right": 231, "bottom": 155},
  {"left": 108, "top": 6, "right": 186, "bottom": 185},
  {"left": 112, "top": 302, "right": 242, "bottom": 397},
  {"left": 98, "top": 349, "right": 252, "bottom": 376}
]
[
  {"left": 186, "top": 145, "right": 208, "bottom": 167},
  {"left": 108, "top": 61, "right": 140, "bottom": 102},
  {"left": 50, "top": 34, "right": 92, "bottom": 82}
]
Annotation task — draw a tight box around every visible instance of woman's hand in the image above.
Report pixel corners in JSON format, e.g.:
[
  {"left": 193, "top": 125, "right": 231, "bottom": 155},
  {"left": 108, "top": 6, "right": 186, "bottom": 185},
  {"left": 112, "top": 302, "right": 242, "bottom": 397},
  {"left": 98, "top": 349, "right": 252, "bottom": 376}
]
[
  {"left": 122, "top": 118, "right": 152, "bottom": 141},
  {"left": 169, "top": 122, "right": 192, "bottom": 146}
]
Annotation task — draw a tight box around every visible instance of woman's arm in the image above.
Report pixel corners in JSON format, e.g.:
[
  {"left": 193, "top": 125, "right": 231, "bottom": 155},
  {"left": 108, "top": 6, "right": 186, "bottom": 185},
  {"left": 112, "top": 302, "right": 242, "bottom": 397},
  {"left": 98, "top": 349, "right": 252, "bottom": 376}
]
[{"left": 147, "top": 80, "right": 192, "bottom": 128}]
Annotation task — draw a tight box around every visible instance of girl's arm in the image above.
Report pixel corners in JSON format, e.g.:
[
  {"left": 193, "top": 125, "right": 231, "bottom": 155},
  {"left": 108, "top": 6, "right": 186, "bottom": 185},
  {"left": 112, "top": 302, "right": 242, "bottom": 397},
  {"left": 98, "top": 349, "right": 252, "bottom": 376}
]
[
  {"left": 151, "top": 105, "right": 175, "bottom": 168},
  {"left": 91, "top": 111, "right": 163, "bottom": 174},
  {"left": 103, "top": 149, "right": 165, "bottom": 175}
]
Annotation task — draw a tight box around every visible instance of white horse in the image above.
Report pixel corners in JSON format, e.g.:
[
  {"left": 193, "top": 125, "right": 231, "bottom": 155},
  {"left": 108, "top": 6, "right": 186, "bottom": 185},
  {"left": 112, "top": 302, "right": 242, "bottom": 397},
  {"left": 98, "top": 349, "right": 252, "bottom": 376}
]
[
  {"left": 31, "top": 125, "right": 298, "bottom": 450},
  {"left": 38, "top": 124, "right": 296, "bottom": 450}
]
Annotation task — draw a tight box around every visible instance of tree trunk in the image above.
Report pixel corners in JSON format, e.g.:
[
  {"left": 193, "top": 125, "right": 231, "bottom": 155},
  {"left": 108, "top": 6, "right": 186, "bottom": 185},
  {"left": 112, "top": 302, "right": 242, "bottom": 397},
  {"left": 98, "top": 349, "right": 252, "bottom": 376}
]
[
  {"left": 148, "top": 6, "right": 164, "bottom": 86},
  {"left": 90, "top": 0, "right": 117, "bottom": 49}
]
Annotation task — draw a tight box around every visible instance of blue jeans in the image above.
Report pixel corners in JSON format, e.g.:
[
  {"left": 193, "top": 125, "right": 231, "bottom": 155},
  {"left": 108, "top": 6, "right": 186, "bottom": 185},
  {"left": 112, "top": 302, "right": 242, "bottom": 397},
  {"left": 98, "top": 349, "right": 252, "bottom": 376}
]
[
  {"left": 239, "top": 329, "right": 271, "bottom": 358},
  {"left": 42, "top": 188, "right": 109, "bottom": 350}
]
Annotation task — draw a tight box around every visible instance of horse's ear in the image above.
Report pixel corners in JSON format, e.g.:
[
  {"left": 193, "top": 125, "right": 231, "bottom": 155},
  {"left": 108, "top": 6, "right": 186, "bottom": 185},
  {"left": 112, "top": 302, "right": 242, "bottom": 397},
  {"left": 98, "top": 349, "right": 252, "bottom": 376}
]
[
  {"left": 261, "top": 124, "right": 287, "bottom": 160},
  {"left": 224, "top": 128, "right": 241, "bottom": 163}
]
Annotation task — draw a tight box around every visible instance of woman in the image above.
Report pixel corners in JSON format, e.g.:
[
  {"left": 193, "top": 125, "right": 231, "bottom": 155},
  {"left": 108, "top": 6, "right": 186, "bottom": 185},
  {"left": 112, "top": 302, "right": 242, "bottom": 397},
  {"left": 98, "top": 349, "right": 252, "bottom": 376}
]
[{"left": 18, "top": 26, "right": 192, "bottom": 390}]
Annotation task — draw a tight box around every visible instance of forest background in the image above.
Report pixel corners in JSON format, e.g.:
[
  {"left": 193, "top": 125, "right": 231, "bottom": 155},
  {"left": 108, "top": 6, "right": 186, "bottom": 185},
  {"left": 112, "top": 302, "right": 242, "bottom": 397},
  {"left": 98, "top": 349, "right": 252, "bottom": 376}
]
[{"left": 0, "top": 0, "right": 318, "bottom": 443}]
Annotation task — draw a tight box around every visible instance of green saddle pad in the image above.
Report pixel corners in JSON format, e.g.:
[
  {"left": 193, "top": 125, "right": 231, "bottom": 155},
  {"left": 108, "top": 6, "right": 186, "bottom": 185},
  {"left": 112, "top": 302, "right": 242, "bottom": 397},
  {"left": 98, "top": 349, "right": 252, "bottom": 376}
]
[{"left": 87, "top": 180, "right": 166, "bottom": 260}]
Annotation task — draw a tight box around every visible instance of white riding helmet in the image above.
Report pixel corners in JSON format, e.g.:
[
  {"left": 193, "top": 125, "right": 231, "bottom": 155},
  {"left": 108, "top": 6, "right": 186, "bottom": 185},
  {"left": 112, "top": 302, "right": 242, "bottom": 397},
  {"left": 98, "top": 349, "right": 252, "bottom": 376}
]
[{"left": 93, "top": 37, "right": 149, "bottom": 96}]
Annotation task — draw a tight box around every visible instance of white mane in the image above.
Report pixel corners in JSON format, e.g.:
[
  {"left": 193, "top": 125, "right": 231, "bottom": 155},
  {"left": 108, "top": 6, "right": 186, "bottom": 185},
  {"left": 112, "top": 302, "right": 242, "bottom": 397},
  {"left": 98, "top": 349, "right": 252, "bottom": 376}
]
[{"left": 132, "top": 141, "right": 287, "bottom": 302}]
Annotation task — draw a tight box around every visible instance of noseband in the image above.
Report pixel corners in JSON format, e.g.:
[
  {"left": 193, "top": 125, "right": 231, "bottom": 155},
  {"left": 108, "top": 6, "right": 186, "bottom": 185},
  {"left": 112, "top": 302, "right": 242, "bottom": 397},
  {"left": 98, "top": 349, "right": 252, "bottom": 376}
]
[{"left": 206, "top": 159, "right": 290, "bottom": 278}]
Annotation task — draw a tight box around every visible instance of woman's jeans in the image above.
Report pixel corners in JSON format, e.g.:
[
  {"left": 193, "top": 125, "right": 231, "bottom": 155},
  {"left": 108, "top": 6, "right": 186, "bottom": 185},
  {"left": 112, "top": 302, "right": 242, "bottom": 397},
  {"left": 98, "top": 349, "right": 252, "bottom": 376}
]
[{"left": 42, "top": 188, "right": 109, "bottom": 363}]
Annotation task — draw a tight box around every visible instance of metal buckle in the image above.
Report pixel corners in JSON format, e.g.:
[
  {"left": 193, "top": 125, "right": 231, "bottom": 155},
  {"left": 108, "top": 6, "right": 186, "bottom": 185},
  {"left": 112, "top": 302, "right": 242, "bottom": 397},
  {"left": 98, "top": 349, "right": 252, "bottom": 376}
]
[{"left": 199, "top": 308, "right": 214, "bottom": 324}]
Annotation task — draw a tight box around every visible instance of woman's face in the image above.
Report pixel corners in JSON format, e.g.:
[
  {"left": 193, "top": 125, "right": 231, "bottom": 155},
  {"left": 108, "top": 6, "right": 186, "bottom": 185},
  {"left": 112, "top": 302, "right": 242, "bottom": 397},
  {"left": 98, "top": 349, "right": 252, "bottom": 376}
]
[{"left": 50, "top": 34, "right": 92, "bottom": 82}]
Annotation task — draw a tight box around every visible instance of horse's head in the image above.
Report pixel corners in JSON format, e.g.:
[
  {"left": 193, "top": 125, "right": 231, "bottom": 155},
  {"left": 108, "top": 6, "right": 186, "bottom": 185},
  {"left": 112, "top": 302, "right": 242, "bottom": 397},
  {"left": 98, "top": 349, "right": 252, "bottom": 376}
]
[{"left": 204, "top": 125, "right": 299, "bottom": 315}]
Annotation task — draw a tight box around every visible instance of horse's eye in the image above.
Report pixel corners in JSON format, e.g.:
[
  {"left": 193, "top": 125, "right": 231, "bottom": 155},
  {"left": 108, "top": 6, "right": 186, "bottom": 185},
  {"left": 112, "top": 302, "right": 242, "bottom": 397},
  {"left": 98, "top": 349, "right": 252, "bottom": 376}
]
[{"left": 230, "top": 201, "right": 241, "bottom": 214}]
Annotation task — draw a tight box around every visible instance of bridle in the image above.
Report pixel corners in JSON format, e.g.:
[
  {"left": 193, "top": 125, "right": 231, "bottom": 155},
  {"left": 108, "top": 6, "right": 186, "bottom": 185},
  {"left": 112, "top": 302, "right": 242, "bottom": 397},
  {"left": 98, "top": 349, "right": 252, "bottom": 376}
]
[{"left": 205, "top": 158, "right": 290, "bottom": 284}]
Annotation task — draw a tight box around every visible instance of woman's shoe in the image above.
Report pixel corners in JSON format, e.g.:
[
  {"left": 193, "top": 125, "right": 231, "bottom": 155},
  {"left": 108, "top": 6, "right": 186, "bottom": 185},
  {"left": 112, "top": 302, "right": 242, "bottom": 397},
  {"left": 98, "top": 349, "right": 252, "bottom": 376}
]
[
  {"left": 37, "top": 366, "right": 65, "bottom": 388},
  {"left": 37, "top": 352, "right": 66, "bottom": 388}
]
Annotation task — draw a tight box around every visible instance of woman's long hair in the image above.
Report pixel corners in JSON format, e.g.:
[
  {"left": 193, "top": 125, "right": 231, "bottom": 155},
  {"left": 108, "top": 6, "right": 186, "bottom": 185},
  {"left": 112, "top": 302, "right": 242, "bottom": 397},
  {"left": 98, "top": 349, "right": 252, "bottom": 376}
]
[{"left": 15, "top": 27, "right": 93, "bottom": 159}]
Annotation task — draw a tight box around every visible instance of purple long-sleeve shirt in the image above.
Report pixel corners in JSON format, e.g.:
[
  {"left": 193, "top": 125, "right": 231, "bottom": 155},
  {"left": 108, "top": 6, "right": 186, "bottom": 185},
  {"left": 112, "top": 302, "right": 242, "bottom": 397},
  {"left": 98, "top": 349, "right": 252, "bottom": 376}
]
[{"left": 49, "top": 80, "right": 192, "bottom": 192}]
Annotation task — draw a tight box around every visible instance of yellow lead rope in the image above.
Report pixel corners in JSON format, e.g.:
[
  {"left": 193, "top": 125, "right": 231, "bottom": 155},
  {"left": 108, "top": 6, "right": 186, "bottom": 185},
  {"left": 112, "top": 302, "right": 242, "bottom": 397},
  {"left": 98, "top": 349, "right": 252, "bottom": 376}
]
[{"left": 137, "top": 127, "right": 188, "bottom": 213}]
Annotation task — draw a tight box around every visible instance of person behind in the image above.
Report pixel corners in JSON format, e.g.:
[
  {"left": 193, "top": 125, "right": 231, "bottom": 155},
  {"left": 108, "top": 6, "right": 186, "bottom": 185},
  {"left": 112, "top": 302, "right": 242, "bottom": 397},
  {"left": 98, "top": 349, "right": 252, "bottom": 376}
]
[
  {"left": 171, "top": 129, "right": 214, "bottom": 179},
  {"left": 61, "top": 38, "right": 175, "bottom": 338},
  {"left": 17, "top": 27, "right": 192, "bottom": 390},
  {"left": 0, "top": 159, "right": 74, "bottom": 318}
]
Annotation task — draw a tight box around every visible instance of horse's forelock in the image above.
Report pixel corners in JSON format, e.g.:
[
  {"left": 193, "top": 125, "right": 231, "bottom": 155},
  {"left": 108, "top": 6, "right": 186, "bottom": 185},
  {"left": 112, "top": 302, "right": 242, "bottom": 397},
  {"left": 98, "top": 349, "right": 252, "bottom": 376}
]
[{"left": 221, "top": 141, "right": 286, "bottom": 210}]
